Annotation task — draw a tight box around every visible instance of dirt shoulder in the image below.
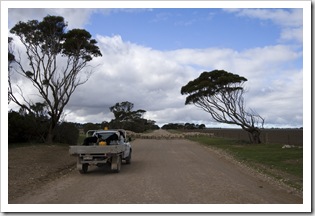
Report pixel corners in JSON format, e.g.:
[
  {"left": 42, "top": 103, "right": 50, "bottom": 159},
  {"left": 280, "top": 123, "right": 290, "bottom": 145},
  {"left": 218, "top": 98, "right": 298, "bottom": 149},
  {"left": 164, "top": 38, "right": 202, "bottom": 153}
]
[{"left": 8, "top": 144, "right": 76, "bottom": 201}]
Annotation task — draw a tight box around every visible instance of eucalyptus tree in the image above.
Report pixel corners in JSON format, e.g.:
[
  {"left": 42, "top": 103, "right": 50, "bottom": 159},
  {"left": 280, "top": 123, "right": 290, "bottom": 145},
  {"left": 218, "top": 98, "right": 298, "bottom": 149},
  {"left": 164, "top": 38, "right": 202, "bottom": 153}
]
[
  {"left": 181, "top": 69, "right": 264, "bottom": 143},
  {"left": 9, "top": 15, "right": 102, "bottom": 142},
  {"left": 110, "top": 101, "right": 146, "bottom": 122}
]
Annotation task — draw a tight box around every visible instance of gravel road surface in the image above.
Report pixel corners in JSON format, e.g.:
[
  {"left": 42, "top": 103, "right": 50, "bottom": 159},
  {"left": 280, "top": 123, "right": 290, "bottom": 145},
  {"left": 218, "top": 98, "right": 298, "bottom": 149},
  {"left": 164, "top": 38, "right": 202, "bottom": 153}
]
[{"left": 10, "top": 137, "right": 302, "bottom": 205}]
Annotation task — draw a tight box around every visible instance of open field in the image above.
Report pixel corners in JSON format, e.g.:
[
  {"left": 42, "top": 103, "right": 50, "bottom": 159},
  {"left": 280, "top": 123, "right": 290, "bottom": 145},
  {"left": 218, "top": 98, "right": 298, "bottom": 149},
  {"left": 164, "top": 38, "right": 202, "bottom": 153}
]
[{"left": 182, "top": 128, "right": 303, "bottom": 146}]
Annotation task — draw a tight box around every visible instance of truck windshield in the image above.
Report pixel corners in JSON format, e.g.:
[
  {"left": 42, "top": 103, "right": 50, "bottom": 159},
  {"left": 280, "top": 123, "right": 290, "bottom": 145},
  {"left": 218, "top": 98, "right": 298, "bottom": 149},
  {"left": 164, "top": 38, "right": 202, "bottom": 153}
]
[{"left": 95, "top": 132, "right": 116, "bottom": 140}]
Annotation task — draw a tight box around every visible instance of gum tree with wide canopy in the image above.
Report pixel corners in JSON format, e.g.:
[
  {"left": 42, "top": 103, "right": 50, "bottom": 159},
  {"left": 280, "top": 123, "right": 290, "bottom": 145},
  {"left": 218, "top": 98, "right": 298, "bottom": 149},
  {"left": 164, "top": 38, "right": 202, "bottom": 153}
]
[
  {"left": 9, "top": 15, "right": 102, "bottom": 143},
  {"left": 181, "top": 69, "right": 264, "bottom": 144}
]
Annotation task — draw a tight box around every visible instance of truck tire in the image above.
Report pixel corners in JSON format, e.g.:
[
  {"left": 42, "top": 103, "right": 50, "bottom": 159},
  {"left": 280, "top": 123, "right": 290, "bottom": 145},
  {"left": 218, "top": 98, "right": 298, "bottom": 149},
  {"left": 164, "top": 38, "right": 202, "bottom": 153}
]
[
  {"left": 111, "top": 155, "right": 122, "bottom": 173},
  {"left": 80, "top": 163, "right": 88, "bottom": 174},
  {"left": 116, "top": 156, "right": 122, "bottom": 173},
  {"left": 125, "top": 150, "right": 132, "bottom": 164}
]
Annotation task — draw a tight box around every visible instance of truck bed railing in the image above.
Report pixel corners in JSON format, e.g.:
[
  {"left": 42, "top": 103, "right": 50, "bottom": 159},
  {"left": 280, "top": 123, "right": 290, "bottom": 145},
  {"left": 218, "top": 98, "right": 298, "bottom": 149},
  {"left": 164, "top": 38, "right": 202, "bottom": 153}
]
[{"left": 69, "top": 145, "right": 127, "bottom": 155}]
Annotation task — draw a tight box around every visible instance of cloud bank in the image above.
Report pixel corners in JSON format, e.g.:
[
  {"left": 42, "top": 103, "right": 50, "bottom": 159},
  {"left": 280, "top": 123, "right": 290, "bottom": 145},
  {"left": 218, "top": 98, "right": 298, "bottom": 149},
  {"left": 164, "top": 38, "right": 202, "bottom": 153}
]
[
  {"left": 63, "top": 34, "right": 302, "bottom": 128},
  {"left": 7, "top": 8, "right": 304, "bottom": 128}
]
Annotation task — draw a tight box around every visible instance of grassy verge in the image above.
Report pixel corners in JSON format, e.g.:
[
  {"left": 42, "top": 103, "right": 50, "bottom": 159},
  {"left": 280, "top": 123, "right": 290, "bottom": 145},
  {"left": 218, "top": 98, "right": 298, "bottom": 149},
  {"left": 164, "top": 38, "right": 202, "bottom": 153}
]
[
  {"left": 77, "top": 134, "right": 86, "bottom": 145},
  {"left": 189, "top": 136, "right": 303, "bottom": 190}
]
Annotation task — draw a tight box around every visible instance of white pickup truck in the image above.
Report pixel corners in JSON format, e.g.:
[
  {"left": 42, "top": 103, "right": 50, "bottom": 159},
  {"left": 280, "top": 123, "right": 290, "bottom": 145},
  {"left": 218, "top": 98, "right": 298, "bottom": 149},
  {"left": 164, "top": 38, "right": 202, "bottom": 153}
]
[{"left": 69, "top": 129, "right": 132, "bottom": 174}]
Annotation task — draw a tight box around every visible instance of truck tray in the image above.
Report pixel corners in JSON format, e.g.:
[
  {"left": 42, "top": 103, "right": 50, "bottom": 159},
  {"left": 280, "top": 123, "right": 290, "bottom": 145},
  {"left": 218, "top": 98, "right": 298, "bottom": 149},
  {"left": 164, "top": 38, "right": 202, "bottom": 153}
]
[{"left": 69, "top": 145, "right": 127, "bottom": 155}]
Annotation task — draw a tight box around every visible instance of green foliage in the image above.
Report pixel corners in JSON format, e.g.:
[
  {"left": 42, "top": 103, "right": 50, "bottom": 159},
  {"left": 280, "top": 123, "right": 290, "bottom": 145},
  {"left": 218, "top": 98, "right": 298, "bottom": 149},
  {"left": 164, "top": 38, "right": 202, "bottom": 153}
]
[
  {"left": 190, "top": 136, "right": 303, "bottom": 189},
  {"left": 8, "top": 110, "right": 79, "bottom": 145},
  {"left": 109, "top": 101, "right": 159, "bottom": 133},
  {"left": 161, "top": 122, "right": 205, "bottom": 130},
  {"left": 10, "top": 15, "right": 102, "bottom": 60},
  {"left": 181, "top": 70, "right": 247, "bottom": 105},
  {"left": 8, "top": 110, "right": 49, "bottom": 143},
  {"left": 83, "top": 122, "right": 102, "bottom": 134},
  {"left": 110, "top": 101, "right": 145, "bottom": 121},
  {"left": 162, "top": 123, "right": 184, "bottom": 130},
  {"left": 62, "top": 29, "right": 102, "bottom": 60},
  {"left": 53, "top": 122, "right": 79, "bottom": 145},
  {"left": 77, "top": 134, "right": 86, "bottom": 145},
  {"left": 108, "top": 118, "right": 159, "bottom": 133}
]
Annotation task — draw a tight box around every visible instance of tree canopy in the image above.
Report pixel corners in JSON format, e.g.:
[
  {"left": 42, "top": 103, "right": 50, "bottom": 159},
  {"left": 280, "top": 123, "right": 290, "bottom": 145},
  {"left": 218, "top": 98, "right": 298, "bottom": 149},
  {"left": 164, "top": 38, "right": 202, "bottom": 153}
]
[
  {"left": 109, "top": 101, "right": 159, "bottom": 132},
  {"left": 181, "top": 70, "right": 247, "bottom": 105},
  {"left": 110, "top": 101, "right": 146, "bottom": 121}
]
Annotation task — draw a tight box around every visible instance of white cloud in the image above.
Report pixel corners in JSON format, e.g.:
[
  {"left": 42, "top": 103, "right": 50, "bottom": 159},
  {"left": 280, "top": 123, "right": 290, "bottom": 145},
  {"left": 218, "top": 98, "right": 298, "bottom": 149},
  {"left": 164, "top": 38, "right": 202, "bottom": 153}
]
[
  {"left": 8, "top": 8, "right": 98, "bottom": 29},
  {"left": 280, "top": 27, "right": 303, "bottom": 43},
  {"left": 246, "top": 69, "right": 303, "bottom": 127},
  {"left": 224, "top": 8, "right": 302, "bottom": 27}
]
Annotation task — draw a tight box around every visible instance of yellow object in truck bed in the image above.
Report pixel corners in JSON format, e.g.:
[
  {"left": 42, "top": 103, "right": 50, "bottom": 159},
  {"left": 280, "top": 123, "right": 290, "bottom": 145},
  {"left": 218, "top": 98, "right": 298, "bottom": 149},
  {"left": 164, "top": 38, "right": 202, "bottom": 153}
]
[{"left": 99, "top": 141, "right": 107, "bottom": 146}]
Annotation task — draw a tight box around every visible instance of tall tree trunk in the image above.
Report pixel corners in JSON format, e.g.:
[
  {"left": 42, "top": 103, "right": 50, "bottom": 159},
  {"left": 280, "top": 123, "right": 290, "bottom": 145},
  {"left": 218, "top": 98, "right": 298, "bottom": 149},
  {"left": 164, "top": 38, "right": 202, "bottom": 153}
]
[
  {"left": 46, "top": 117, "right": 57, "bottom": 143},
  {"left": 46, "top": 130, "right": 53, "bottom": 143},
  {"left": 247, "top": 128, "right": 261, "bottom": 144}
]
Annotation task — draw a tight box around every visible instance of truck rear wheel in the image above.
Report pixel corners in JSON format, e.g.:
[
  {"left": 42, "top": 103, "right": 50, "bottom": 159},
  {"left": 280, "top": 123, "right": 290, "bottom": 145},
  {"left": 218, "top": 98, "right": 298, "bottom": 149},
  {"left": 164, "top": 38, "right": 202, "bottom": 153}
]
[
  {"left": 125, "top": 150, "right": 132, "bottom": 164},
  {"left": 80, "top": 163, "right": 88, "bottom": 174},
  {"left": 111, "top": 155, "right": 122, "bottom": 173}
]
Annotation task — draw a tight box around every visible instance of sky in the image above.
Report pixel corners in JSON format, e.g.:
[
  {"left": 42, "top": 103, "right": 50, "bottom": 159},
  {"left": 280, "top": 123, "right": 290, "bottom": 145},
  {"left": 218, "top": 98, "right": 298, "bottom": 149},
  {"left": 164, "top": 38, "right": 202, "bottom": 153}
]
[{"left": 3, "top": 1, "right": 311, "bottom": 129}]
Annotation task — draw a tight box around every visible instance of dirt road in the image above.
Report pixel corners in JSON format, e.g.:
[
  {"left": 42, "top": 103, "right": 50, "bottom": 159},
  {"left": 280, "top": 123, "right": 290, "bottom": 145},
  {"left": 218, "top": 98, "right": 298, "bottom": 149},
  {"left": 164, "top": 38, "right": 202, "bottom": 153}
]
[{"left": 10, "top": 134, "right": 302, "bottom": 205}]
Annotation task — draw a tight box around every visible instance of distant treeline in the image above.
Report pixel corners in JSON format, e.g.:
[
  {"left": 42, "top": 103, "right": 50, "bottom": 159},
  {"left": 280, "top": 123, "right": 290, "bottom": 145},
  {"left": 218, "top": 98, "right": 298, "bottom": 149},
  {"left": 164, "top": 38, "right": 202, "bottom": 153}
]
[
  {"left": 8, "top": 110, "right": 159, "bottom": 144},
  {"left": 9, "top": 109, "right": 302, "bottom": 146},
  {"left": 161, "top": 123, "right": 206, "bottom": 130}
]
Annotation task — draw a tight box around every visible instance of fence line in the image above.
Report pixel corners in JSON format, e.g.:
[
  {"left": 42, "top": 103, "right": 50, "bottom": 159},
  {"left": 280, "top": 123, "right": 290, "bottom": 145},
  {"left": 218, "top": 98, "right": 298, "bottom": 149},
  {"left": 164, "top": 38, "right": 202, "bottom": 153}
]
[
  {"left": 187, "top": 129, "right": 303, "bottom": 146},
  {"left": 127, "top": 129, "right": 303, "bottom": 146}
]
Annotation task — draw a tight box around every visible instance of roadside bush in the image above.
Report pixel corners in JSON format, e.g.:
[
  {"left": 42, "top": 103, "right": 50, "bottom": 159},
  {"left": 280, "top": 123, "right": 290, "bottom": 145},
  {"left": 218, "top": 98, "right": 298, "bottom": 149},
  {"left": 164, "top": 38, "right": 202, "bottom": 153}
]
[
  {"left": 9, "top": 110, "right": 79, "bottom": 145},
  {"left": 53, "top": 122, "right": 79, "bottom": 145},
  {"left": 8, "top": 111, "right": 28, "bottom": 143},
  {"left": 83, "top": 122, "right": 102, "bottom": 134},
  {"left": 8, "top": 110, "right": 49, "bottom": 144}
]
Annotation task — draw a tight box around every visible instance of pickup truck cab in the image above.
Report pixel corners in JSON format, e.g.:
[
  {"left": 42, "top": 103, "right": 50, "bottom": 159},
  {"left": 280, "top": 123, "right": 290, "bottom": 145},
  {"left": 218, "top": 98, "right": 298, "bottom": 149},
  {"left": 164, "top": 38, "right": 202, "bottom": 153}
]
[{"left": 92, "top": 130, "right": 132, "bottom": 160}]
